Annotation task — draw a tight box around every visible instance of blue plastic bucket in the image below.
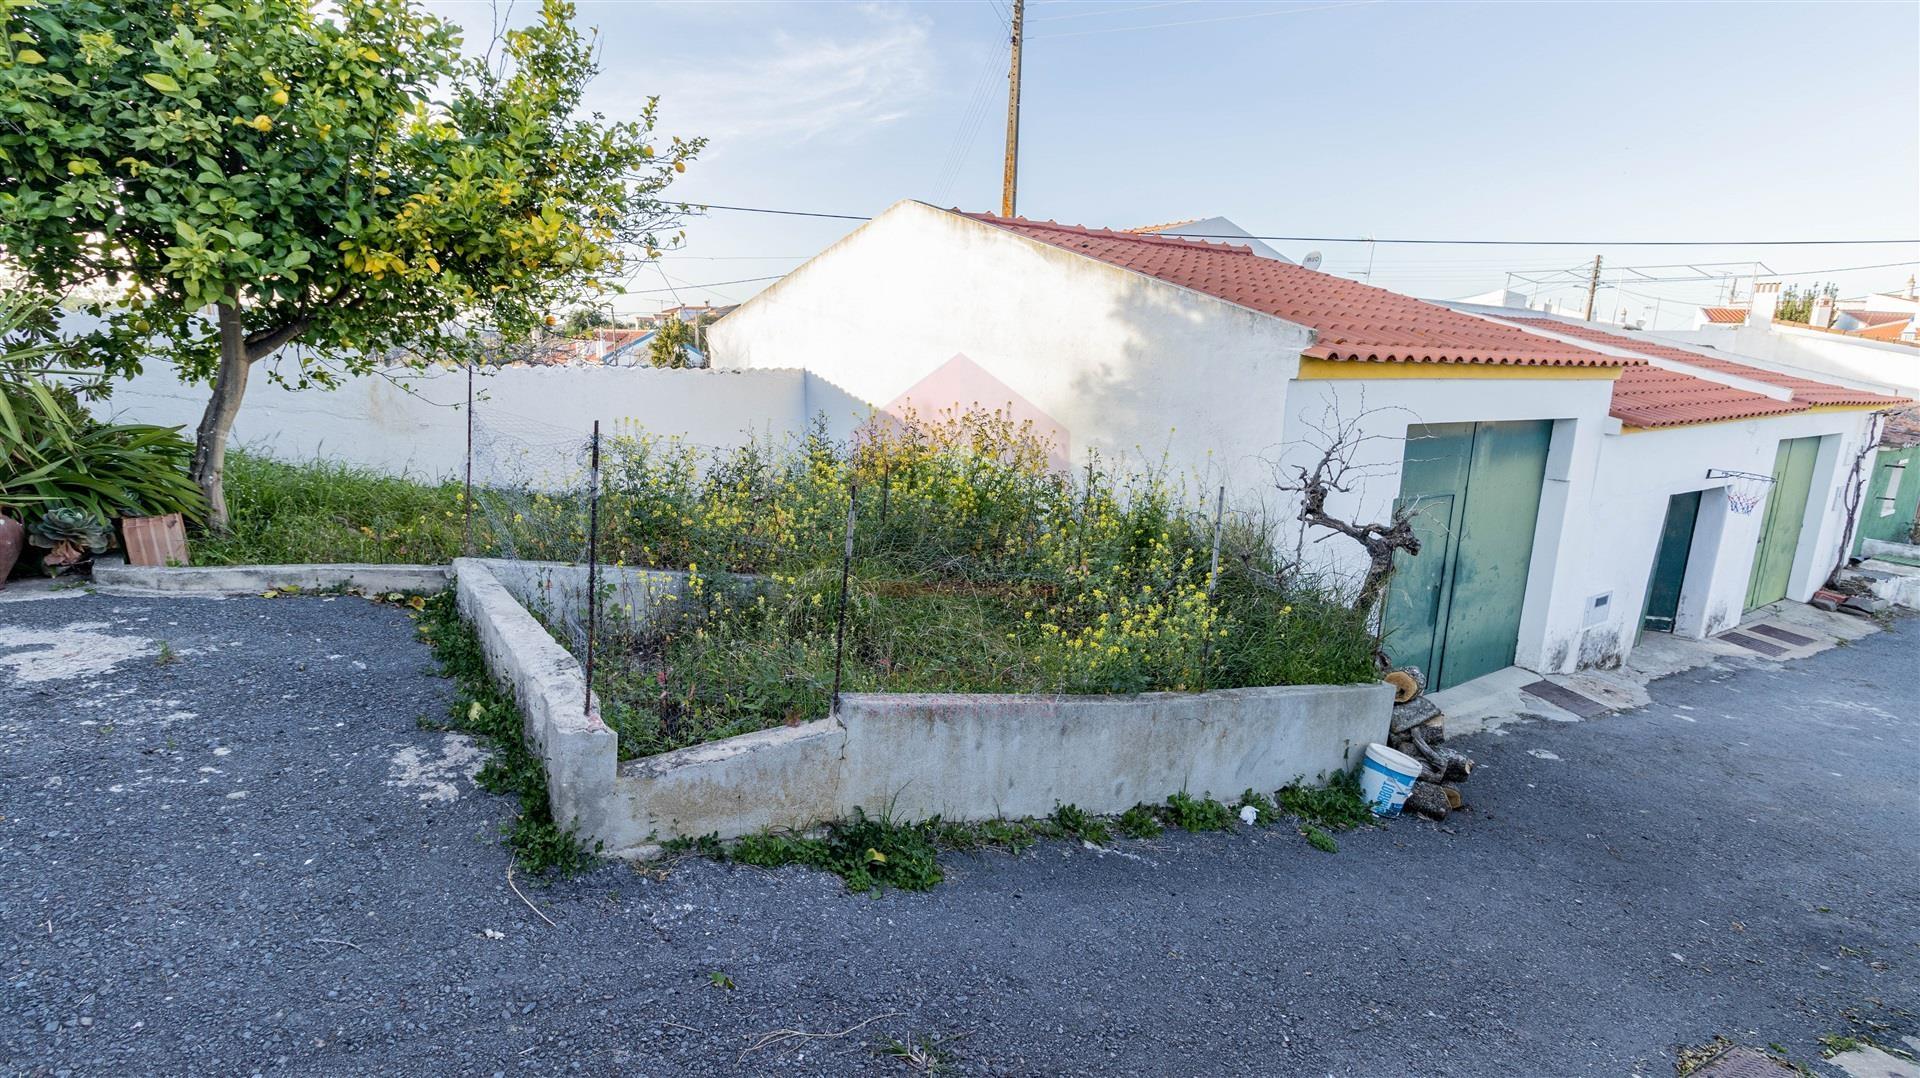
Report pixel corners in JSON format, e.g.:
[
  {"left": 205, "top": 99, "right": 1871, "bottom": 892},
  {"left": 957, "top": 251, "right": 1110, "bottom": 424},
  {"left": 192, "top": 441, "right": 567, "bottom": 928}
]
[{"left": 1360, "top": 742, "right": 1422, "bottom": 817}]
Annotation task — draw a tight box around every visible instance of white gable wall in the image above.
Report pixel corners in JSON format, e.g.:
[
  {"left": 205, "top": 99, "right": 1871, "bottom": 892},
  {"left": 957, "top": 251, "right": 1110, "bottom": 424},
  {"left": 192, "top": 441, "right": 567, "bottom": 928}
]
[{"left": 708, "top": 201, "right": 1314, "bottom": 502}]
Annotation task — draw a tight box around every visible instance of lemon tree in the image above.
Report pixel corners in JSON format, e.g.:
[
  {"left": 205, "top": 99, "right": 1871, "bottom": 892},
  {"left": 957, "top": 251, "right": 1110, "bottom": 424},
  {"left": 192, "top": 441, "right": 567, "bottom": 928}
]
[{"left": 0, "top": 0, "right": 701, "bottom": 527}]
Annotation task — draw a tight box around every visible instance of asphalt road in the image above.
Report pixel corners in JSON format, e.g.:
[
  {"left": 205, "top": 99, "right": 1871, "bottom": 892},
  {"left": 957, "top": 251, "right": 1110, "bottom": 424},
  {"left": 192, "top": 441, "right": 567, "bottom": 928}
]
[{"left": 1, "top": 591, "right": 1914, "bottom": 1077}]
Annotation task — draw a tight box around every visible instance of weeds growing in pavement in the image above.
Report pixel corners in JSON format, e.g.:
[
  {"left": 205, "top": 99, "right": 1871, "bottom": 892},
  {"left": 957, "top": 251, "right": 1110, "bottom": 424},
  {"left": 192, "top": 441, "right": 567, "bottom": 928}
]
[
  {"left": 1163, "top": 791, "right": 1235, "bottom": 832},
  {"left": 1117, "top": 803, "right": 1165, "bottom": 839},
  {"left": 877, "top": 1034, "right": 959, "bottom": 1073},
  {"left": 415, "top": 590, "right": 597, "bottom": 876},
  {"left": 1277, "top": 771, "right": 1376, "bottom": 853},
  {"left": 666, "top": 773, "right": 1378, "bottom": 891}
]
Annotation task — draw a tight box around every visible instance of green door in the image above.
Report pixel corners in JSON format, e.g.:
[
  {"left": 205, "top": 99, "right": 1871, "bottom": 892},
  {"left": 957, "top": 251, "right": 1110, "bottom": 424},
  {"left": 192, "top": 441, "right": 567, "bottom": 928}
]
[
  {"left": 1383, "top": 420, "right": 1553, "bottom": 690},
  {"left": 1853, "top": 448, "right": 1920, "bottom": 554},
  {"left": 1381, "top": 494, "right": 1457, "bottom": 679},
  {"left": 1745, "top": 436, "right": 1820, "bottom": 610},
  {"left": 1641, "top": 490, "right": 1701, "bottom": 635}
]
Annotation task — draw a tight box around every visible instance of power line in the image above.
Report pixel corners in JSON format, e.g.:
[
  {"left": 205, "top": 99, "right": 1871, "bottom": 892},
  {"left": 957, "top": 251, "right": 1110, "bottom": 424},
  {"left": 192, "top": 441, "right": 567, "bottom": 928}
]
[
  {"left": 1029, "top": 1, "right": 1196, "bottom": 22},
  {"left": 620, "top": 274, "right": 786, "bottom": 296},
  {"left": 667, "top": 202, "right": 1920, "bottom": 247},
  {"left": 1029, "top": 0, "right": 1376, "bottom": 38}
]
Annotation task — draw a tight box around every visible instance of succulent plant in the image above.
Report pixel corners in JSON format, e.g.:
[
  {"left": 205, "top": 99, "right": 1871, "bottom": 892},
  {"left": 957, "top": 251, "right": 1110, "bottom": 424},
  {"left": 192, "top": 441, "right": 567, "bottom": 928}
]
[{"left": 27, "top": 506, "right": 115, "bottom": 573}]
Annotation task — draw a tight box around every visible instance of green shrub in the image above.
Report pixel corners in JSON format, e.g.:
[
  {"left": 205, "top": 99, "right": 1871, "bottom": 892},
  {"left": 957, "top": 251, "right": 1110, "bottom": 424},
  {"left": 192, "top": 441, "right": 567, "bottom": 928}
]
[{"left": 2, "top": 298, "right": 203, "bottom": 532}]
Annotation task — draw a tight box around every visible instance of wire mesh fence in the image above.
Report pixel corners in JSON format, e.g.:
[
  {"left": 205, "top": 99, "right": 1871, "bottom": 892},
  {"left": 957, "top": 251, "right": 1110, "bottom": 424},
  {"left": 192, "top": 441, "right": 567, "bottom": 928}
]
[{"left": 459, "top": 388, "right": 1381, "bottom": 765}]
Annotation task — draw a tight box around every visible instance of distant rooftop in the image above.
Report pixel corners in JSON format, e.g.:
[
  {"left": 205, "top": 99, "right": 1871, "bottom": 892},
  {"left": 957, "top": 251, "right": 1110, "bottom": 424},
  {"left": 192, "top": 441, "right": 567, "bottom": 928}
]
[{"left": 1507, "top": 317, "right": 1910, "bottom": 411}]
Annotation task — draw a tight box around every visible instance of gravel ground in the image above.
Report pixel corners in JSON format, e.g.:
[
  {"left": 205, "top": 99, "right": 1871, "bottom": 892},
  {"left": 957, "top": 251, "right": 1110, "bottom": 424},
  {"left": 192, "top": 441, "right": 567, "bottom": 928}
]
[{"left": 0, "top": 591, "right": 1914, "bottom": 1077}]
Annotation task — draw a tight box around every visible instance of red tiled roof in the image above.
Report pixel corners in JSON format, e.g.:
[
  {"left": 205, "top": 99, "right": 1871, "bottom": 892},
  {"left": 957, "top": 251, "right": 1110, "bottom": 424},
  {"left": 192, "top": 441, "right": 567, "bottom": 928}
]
[
  {"left": 1700, "top": 306, "right": 1748, "bottom": 324},
  {"left": 963, "top": 213, "right": 1631, "bottom": 368},
  {"left": 1607, "top": 364, "right": 1808, "bottom": 428},
  {"left": 1856, "top": 321, "right": 1913, "bottom": 341},
  {"left": 1505, "top": 317, "right": 1911, "bottom": 409},
  {"left": 1840, "top": 309, "right": 1912, "bottom": 327}
]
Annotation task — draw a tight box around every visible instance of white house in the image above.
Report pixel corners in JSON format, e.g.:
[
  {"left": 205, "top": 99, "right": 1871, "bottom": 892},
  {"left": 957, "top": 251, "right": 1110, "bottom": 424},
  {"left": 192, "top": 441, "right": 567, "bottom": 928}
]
[
  {"left": 1451, "top": 308, "right": 1902, "bottom": 662},
  {"left": 710, "top": 200, "right": 1909, "bottom": 693}
]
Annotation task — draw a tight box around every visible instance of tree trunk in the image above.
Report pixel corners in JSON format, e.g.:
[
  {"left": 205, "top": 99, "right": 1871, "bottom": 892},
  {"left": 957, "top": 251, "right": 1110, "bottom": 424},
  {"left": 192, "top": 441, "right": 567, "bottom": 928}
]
[{"left": 189, "top": 303, "right": 253, "bottom": 533}]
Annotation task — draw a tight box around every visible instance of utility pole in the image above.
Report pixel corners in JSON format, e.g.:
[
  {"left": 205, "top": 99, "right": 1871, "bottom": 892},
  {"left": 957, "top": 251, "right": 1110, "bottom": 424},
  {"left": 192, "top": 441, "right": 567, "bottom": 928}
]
[
  {"left": 1000, "top": 0, "right": 1024, "bottom": 218},
  {"left": 1582, "top": 255, "right": 1603, "bottom": 321}
]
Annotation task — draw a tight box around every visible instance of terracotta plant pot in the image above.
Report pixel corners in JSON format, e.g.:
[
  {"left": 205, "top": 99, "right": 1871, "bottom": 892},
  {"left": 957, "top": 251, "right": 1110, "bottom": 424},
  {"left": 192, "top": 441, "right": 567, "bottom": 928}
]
[
  {"left": 0, "top": 513, "right": 22, "bottom": 590},
  {"left": 122, "top": 512, "right": 191, "bottom": 568}
]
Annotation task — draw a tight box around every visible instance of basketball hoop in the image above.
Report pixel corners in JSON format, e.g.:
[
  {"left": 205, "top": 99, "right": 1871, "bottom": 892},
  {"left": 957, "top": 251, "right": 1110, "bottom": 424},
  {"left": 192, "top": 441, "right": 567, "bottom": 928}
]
[{"left": 1708, "top": 469, "right": 1774, "bottom": 516}]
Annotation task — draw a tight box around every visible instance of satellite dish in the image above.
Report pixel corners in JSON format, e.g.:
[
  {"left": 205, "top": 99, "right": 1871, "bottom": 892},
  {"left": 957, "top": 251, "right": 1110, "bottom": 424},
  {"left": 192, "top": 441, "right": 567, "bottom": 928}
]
[{"left": 1302, "top": 250, "right": 1323, "bottom": 272}]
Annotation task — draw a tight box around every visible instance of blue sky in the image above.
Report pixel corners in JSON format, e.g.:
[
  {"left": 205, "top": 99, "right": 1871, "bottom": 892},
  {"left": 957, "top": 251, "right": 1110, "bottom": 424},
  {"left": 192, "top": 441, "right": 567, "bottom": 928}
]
[{"left": 430, "top": 0, "right": 1919, "bottom": 327}]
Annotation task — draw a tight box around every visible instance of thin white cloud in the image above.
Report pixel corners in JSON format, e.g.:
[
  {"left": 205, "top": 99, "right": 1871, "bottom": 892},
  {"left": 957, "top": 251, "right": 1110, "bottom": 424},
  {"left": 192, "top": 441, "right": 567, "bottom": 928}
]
[{"left": 605, "top": 5, "right": 937, "bottom": 147}]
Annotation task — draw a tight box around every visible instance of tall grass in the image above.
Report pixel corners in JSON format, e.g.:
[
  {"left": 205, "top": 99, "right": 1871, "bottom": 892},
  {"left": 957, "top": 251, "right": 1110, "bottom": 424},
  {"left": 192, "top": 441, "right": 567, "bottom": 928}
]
[
  {"left": 195, "top": 452, "right": 465, "bottom": 566},
  {"left": 205, "top": 416, "right": 1379, "bottom": 761}
]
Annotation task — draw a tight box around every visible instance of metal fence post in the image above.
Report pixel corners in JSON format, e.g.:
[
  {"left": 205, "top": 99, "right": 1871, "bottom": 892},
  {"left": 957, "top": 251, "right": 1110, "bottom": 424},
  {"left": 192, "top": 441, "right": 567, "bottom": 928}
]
[
  {"left": 830, "top": 480, "right": 858, "bottom": 717},
  {"left": 584, "top": 420, "right": 601, "bottom": 718},
  {"left": 462, "top": 359, "right": 475, "bottom": 556}
]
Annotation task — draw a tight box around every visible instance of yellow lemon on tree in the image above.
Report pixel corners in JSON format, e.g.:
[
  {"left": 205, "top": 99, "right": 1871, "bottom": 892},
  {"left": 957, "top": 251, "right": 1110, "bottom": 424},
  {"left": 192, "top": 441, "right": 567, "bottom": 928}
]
[
  {"left": 250, "top": 114, "right": 272, "bottom": 132},
  {"left": 271, "top": 89, "right": 289, "bottom": 106}
]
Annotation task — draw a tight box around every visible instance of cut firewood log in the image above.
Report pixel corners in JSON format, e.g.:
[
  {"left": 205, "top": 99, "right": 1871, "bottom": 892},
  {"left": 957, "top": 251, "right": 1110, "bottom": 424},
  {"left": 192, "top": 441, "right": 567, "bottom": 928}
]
[
  {"left": 1390, "top": 696, "right": 1442, "bottom": 734},
  {"left": 1409, "top": 727, "right": 1473, "bottom": 782},
  {"left": 1441, "top": 785, "right": 1463, "bottom": 810},
  {"left": 1384, "top": 668, "right": 1425, "bottom": 704},
  {"left": 1405, "top": 781, "right": 1450, "bottom": 820}
]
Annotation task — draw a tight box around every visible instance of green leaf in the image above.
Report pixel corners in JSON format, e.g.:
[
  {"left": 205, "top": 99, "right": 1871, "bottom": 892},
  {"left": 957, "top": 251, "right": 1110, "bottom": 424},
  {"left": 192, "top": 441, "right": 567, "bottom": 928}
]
[
  {"left": 141, "top": 72, "right": 180, "bottom": 93},
  {"left": 15, "top": 49, "right": 45, "bottom": 64}
]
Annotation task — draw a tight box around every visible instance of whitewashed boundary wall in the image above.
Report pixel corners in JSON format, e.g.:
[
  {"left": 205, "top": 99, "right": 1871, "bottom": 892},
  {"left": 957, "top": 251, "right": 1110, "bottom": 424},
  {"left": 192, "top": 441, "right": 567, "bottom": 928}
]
[{"left": 91, "top": 360, "right": 876, "bottom": 478}]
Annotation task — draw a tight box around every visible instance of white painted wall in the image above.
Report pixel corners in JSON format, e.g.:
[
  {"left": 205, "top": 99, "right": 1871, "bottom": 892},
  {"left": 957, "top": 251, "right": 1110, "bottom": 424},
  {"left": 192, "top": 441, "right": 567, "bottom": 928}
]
[
  {"left": 1273, "top": 375, "right": 1617, "bottom": 674},
  {"left": 709, "top": 200, "right": 1315, "bottom": 502},
  {"left": 90, "top": 360, "right": 823, "bottom": 479}
]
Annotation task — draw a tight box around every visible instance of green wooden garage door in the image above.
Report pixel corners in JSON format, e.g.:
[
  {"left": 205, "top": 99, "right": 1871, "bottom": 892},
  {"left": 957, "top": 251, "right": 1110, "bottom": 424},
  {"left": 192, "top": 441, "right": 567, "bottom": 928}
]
[
  {"left": 1382, "top": 420, "right": 1553, "bottom": 691},
  {"left": 1745, "top": 436, "right": 1820, "bottom": 610}
]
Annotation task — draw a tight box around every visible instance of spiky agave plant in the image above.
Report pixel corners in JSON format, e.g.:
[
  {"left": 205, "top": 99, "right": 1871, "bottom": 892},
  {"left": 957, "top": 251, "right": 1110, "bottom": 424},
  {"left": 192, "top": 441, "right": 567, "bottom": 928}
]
[{"left": 28, "top": 506, "right": 115, "bottom": 574}]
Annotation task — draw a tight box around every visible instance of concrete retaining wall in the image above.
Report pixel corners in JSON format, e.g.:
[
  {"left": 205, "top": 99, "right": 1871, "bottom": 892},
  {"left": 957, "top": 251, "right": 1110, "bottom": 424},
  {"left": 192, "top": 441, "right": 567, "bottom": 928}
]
[
  {"left": 596, "top": 684, "right": 1389, "bottom": 849},
  {"left": 450, "top": 558, "right": 1391, "bottom": 854},
  {"left": 451, "top": 559, "right": 622, "bottom": 848}
]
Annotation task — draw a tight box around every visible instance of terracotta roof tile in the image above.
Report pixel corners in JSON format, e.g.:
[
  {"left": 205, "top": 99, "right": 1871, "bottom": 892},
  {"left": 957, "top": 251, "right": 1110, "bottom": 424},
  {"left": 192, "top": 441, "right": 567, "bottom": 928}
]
[
  {"left": 1855, "top": 320, "right": 1914, "bottom": 341},
  {"left": 1700, "top": 306, "right": 1749, "bottom": 324},
  {"left": 964, "top": 213, "right": 1631, "bottom": 368},
  {"left": 1607, "top": 364, "right": 1808, "bottom": 428},
  {"left": 1506, "top": 317, "right": 1911, "bottom": 409}
]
